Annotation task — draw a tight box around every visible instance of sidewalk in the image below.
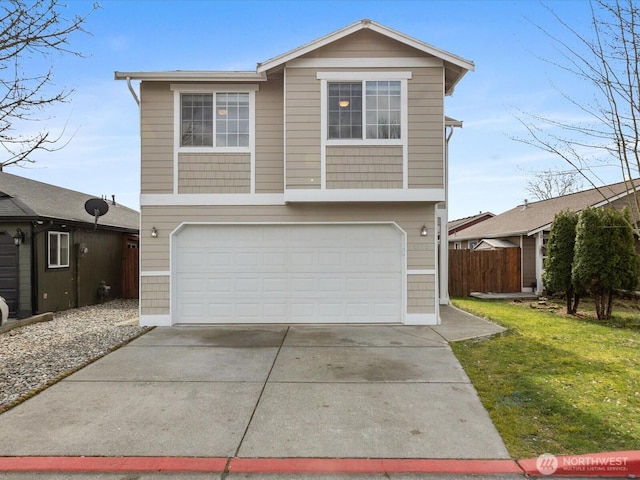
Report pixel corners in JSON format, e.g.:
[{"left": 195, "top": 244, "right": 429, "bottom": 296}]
[{"left": 2, "top": 306, "right": 629, "bottom": 478}]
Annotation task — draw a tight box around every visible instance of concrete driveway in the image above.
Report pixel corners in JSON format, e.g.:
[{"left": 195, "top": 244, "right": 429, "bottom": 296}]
[{"left": 0, "top": 305, "right": 511, "bottom": 475}]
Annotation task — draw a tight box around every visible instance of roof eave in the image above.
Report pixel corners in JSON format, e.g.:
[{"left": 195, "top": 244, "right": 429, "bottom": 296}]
[{"left": 114, "top": 71, "right": 268, "bottom": 82}]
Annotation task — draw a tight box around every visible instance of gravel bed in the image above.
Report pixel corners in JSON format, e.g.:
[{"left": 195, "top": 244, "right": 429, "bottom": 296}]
[{"left": 0, "top": 299, "right": 150, "bottom": 412}]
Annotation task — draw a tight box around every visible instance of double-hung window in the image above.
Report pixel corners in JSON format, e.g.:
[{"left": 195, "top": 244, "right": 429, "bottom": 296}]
[
  {"left": 48, "top": 232, "right": 69, "bottom": 268},
  {"left": 320, "top": 72, "right": 409, "bottom": 143}
]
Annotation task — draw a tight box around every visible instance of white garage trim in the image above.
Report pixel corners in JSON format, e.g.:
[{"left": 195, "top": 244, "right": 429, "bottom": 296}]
[{"left": 170, "top": 222, "right": 407, "bottom": 325}]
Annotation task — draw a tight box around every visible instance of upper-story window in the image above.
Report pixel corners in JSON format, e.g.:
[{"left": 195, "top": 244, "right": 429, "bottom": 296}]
[
  {"left": 328, "top": 81, "right": 401, "bottom": 140},
  {"left": 172, "top": 84, "right": 257, "bottom": 152},
  {"left": 319, "top": 72, "right": 409, "bottom": 145},
  {"left": 181, "top": 92, "right": 250, "bottom": 147}
]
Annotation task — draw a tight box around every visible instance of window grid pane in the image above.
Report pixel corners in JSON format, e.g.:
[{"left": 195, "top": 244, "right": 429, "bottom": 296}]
[
  {"left": 365, "top": 81, "right": 401, "bottom": 139},
  {"left": 216, "top": 93, "right": 250, "bottom": 147},
  {"left": 181, "top": 94, "right": 214, "bottom": 146},
  {"left": 328, "top": 82, "right": 362, "bottom": 139}
]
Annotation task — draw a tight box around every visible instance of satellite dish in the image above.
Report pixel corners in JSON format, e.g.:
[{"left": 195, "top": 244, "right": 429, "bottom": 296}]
[{"left": 84, "top": 198, "right": 109, "bottom": 228}]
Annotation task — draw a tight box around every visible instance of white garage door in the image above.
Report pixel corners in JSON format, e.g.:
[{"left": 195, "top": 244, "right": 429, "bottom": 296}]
[{"left": 173, "top": 224, "right": 404, "bottom": 324}]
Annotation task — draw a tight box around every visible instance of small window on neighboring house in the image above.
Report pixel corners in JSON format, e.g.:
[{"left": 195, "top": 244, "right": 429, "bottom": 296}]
[
  {"left": 327, "top": 80, "right": 401, "bottom": 140},
  {"left": 453, "top": 242, "right": 462, "bottom": 250},
  {"left": 468, "top": 241, "right": 477, "bottom": 250},
  {"left": 48, "top": 232, "right": 70, "bottom": 268},
  {"left": 181, "top": 92, "right": 250, "bottom": 147}
]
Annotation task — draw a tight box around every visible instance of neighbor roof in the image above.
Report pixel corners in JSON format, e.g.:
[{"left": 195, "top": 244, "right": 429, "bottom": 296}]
[
  {"left": 0, "top": 172, "right": 139, "bottom": 231},
  {"left": 450, "top": 180, "right": 640, "bottom": 241}
]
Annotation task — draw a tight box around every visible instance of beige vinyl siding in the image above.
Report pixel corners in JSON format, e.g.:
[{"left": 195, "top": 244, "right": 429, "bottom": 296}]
[
  {"left": 408, "top": 68, "right": 444, "bottom": 188},
  {"left": 285, "top": 68, "right": 321, "bottom": 189},
  {"left": 303, "top": 29, "right": 422, "bottom": 59},
  {"left": 178, "top": 153, "right": 250, "bottom": 193},
  {"left": 407, "top": 274, "right": 435, "bottom": 313},
  {"left": 141, "top": 203, "right": 434, "bottom": 272},
  {"left": 140, "top": 82, "right": 174, "bottom": 194},
  {"left": 326, "top": 146, "right": 402, "bottom": 189},
  {"left": 256, "top": 73, "right": 285, "bottom": 193},
  {"left": 141, "top": 276, "right": 170, "bottom": 315}
]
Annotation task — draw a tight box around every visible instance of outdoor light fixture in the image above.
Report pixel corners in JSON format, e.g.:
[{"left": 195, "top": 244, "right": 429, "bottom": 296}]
[
  {"left": 151, "top": 226, "right": 158, "bottom": 238},
  {"left": 420, "top": 225, "right": 428, "bottom": 237},
  {"left": 339, "top": 100, "right": 350, "bottom": 108},
  {"left": 13, "top": 228, "right": 25, "bottom": 246}
]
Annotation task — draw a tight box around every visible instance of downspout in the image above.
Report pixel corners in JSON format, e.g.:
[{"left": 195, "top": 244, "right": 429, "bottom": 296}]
[
  {"left": 439, "top": 123, "right": 458, "bottom": 306},
  {"left": 126, "top": 77, "right": 140, "bottom": 107}
]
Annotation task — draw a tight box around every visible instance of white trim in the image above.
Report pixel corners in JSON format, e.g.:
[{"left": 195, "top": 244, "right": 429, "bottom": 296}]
[
  {"left": 141, "top": 193, "right": 286, "bottom": 206},
  {"left": 140, "top": 314, "right": 171, "bottom": 327},
  {"left": 284, "top": 188, "right": 445, "bottom": 203},
  {"left": 172, "top": 87, "right": 258, "bottom": 194},
  {"left": 318, "top": 72, "right": 410, "bottom": 188},
  {"left": 170, "top": 83, "right": 260, "bottom": 92},
  {"left": 283, "top": 68, "right": 288, "bottom": 191},
  {"left": 317, "top": 71, "right": 412, "bottom": 81},
  {"left": 141, "top": 271, "right": 170, "bottom": 277},
  {"left": 407, "top": 269, "right": 436, "bottom": 275},
  {"left": 170, "top": 221, "right": 408, "bottom": 325},
  {"left": 116, "top": 71, "right": 266, "bottom": 81},
  {"left": 405, "top": 313, "right": 438, "bottom": 325},
  {"left": 320, "top": 78, "right": 327, "bottom": 189},
  {"left": 289, "top": 57, "right": 442, "bottom": 68}
]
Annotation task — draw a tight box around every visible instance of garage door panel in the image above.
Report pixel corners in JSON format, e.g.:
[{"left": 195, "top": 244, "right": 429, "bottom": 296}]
[{"left": 173, "top": 224, "right": 403, "bottom": 324}]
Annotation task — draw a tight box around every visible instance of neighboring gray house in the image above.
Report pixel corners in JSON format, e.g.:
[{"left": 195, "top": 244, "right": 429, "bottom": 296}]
[
  {"left": 448, "top": 180, "right": 640, "bottom": 294},
  {"left": 0, "top": 172, "right": 140, "bottom": 319}
]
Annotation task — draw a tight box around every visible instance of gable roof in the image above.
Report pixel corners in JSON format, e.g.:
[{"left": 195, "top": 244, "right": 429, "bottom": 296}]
[
  {"left": 115, "top": 19, "right": 475, "bottom": 95},
  {"left": 0, "top": 172, "right": 139, "bottom": 231},
  {"left": 449, "top": 180, "right": 640, "bottom": 241},
  {"left": 257, "top": 19, "right": 474, "bottom": 94}
]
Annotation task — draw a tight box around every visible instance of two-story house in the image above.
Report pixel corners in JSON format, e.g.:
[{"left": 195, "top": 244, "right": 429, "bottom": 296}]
[{"left": 116, "top": 19, "right": 473, "bottom": 326}]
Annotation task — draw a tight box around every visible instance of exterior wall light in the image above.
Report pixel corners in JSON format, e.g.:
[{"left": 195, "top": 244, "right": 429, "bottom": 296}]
[
  {"left": 151, "top": 226, "right": 158, "bottom": 238},
  {"left": 13, "top": 228, "right": 25, "bottom": 246},
  {"left": 420, "top": 225, "right": 428, "bottom": 237}
]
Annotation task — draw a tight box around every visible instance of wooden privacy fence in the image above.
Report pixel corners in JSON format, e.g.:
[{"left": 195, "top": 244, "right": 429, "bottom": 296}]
[{"left": 448, "top": 248, "right": 521, "bottom": 297}]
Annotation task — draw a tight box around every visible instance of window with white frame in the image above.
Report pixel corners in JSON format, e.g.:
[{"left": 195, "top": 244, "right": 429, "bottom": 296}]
[
  {"left": 328, "top": 80, "right": 401, "bottom": 140},
  {"left": 48, "top": 232, "right": 69, "bottom": 268},
  {"left": 319, "top": 72, "right": 409, "bottom": 144},
  {"left": 179, "top": 91, "right": 251, "bottom": 148}
]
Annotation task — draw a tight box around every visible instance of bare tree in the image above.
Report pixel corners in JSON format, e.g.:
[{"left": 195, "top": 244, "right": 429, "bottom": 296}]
[
  {"left": 0, "top": 0, "right": 96, "bottom": 170},
  {"left": 513, "top": 0, "right": 640, "bottom": 233},
  {"left": 523, "top": 167, "right": 584, "bottom": 200}
]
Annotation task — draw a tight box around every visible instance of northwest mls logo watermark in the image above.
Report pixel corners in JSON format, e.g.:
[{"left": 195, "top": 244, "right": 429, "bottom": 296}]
[{"left": 536, "top": 453, "right": 629, "bottom": 476}]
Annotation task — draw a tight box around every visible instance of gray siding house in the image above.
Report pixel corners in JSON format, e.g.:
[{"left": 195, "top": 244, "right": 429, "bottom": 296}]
[{"left": 0, "top": 172, "right": 139, "bottom": 319}]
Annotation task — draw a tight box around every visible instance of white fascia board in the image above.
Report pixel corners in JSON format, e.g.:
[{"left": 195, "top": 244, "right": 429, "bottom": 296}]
[
  {"left": 115, "top": 71, "right": 267, "bottom": 82},
  {"left": 141, "top": 194, "right": 286, "bottom": 206},
  {"left": 289, "top": 57, "right": 442, "bottom": 68},
  {"left": 528, "top": 224, "right": 553, "bottom": 236},
  {"left": 284, "top": 189, "right": 445, "bottom": 203}
]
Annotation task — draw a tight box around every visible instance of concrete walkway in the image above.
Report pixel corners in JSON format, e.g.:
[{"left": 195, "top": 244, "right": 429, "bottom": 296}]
[{"left": 0, "top": 305, "right": 514, "bottom": 477}]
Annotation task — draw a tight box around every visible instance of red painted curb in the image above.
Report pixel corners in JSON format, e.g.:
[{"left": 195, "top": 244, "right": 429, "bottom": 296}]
[
  {"left": 0, "top": 456, "right": 228, "bottom": 473},
  {"left": 229, "top": 458, "right": 523, "bottom": 475},
  {"left": 519, "top": 451, "right": 640, "bottom": 477}
]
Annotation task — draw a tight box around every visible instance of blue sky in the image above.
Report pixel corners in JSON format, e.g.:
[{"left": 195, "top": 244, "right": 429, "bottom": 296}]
[{"left": 12, "top": 0, "right": 609, "bottom": 220}]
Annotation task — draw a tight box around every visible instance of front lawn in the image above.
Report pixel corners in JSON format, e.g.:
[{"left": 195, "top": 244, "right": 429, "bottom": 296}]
[{"left": 450, "top": 298, "right": 640, "bottom": 459}]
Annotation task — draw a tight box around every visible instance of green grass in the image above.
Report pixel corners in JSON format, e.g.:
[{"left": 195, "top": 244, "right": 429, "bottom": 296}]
[{"left": 450, "top": 298, "right": 640, "bottom": 459}]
